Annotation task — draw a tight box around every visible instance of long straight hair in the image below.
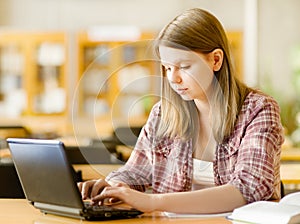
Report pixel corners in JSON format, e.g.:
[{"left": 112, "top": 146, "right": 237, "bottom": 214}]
[{"left": 154, "top": 8, "right": 251, "bottom": 143}]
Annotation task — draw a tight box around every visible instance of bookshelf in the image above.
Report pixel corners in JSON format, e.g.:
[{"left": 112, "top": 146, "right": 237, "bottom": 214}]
[
  {"left": 0, "top": 31, "right": 69, "bottom": 137},
  {"left": 0, "top": 31, "right": 68, "bottom": 117},
  {"left": 76, "top": 28, "right": 160, "bottom": 122}
]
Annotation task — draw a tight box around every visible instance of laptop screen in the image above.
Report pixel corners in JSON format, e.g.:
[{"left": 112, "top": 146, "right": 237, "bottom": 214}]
[{"left": 7, "top": 138, "right": 83, "bottom": 209}]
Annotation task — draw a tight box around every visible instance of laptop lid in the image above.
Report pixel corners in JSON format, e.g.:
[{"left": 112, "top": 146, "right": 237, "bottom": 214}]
[
  {"left": 7, "top": 138, "right": 143, "bottom": 220},
  {"left": 7, "top": 138, "right": 84, "bottom": 209}
]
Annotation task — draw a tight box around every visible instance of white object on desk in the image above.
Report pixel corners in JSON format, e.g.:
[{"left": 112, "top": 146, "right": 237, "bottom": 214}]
[
  {"left": 228, "top": 192, "right": 300, "bottom": 224},
  {"left": 164, "top": 211, "right": 232, "bottom": 218}
]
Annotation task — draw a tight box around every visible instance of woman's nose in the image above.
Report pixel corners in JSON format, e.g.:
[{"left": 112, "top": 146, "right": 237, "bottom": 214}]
[{"left": 167, "top": 68, "right": 182, "bottom": 83}]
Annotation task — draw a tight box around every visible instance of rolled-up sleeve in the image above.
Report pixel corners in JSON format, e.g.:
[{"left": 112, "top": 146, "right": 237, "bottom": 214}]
[{"left": 216, "top": 93, "right": 284, "bottom": 203}]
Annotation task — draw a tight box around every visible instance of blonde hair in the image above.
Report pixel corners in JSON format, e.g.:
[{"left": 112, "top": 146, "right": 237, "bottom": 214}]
[{"left": 154, "top": 8, "right": 251, "bottom": 143}]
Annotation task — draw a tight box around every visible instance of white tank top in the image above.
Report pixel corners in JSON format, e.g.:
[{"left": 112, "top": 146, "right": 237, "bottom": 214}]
[{"left": 192, "top": 158, "right": 215, "bottom": 190}]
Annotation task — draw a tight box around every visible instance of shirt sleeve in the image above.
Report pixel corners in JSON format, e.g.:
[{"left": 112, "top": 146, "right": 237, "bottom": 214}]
[
  {"left": 105, "top": 103, "right": 161, "bottom": 192},
  {"left": 219, "top": 94, "right": 284, "bottom": 203}
]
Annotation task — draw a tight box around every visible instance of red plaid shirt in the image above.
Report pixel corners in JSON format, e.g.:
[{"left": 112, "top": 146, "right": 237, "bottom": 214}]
[{"left": 106, "top": 91, "right": 284, "bottom": 203}]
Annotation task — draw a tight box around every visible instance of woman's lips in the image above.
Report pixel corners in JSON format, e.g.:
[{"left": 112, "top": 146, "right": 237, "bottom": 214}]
[{"left": 176, "top": 88, "right": 188, "bottom": 94}]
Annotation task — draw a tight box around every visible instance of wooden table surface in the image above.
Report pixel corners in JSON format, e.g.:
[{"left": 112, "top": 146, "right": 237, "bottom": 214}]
[
  {"left": 280, "top": 163, "right": 300, "bottom": 184},
  {"left": 0, "top": 199, "right": 232, "bottom": 224},
  {"left": 281, "top": 147, "right": 300, "bottom": 161}
]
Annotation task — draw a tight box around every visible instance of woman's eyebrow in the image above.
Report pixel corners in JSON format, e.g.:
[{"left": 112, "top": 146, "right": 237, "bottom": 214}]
[{"left": 161, "top": 59, "right": 192, "bottom": 66}]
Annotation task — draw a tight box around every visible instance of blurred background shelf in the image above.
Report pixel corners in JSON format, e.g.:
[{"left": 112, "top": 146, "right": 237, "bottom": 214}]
[{"left": 0, "top": 31, "right": 68, "bottom": 117}]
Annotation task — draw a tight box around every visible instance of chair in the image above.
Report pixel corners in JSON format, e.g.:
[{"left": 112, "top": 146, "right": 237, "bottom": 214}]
[
  {"left": 112, "top": 126, "right": 142, "bottom": 147},
  {"left": 281, "top": 180, "right": 285, "bottom": 198},
  {"left": 64, "top": 145, "right": 123, "bottom": 164},
  {"left": 0, "top": 126, "right": 31, "bottom": 198},
  {"left": 110, "top": 126, "right": 142, "bottom": 161},
  {"left": 0, "top": 162, "right": 25, "bottom": 198}
]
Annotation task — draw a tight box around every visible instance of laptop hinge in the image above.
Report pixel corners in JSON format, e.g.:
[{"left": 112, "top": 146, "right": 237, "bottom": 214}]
[{"left": 34, "top": 202, "right": 84, "bottom": 219}]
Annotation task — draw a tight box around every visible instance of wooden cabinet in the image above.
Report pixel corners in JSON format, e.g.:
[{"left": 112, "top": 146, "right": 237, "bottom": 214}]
[
  {"left": 0, "top": 31, "right": 68, "bottom": 117},
  {"left": 76, "top": 29, "right": 159, "bottom": 121},
  {"left": 227, "top": 31, "right": 243, "bottom": 81}
]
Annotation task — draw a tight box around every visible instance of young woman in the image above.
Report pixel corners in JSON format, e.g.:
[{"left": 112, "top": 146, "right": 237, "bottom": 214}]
[{"left": 78, "top": 8, "right": 284, "bottom": 214}]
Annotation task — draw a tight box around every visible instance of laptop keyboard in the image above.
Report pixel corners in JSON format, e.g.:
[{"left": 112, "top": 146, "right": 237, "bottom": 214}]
[
  {"left": 84, "top": 201, "right": 124, "bottom": 211},
  {"left": 83, "top": 201, "right": 143, "bottom": 219}
]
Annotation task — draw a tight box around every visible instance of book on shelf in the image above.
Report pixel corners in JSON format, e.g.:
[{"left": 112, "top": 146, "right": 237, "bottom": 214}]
[{"left": 227, "top": 191, "right": 300, "bottom": 224}]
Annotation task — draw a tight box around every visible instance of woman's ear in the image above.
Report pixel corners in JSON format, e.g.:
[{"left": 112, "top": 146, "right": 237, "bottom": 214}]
[{"left": 211, "top": 49, "right": 223, "bottom": 71}]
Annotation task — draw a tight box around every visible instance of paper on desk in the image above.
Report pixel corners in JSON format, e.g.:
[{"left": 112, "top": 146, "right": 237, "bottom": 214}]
[{"left": 164, "top": 211, "right": 232, "bottom": 218}]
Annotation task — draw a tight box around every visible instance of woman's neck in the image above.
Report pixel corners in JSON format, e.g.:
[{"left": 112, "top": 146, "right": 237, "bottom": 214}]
[{"left": 194, "top": 99, "right": 210, "bottom": 116}]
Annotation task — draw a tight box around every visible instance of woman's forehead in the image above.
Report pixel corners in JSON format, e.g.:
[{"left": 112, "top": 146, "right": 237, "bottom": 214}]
[{"left": 159, "top": 46, "right": 205, "bottom": 65}]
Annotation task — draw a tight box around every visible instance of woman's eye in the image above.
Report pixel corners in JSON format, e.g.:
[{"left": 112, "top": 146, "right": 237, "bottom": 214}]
[{"left": 180, "top": 65, "right": 190, "bottom": 70}]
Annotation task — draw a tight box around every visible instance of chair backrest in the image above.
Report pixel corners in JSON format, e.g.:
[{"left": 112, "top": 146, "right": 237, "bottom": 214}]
[
  {"left": 113, "top": 126, "right": 142, "bottom": 146},
  {"left": 65, "top": 145, "right": 124, "bottom": 165},
  {"left": 280, "top": 180, "right": 285, "bottom": 198},
  {"left": 0, "top": 163, "right": 25, "bottom": 198}
]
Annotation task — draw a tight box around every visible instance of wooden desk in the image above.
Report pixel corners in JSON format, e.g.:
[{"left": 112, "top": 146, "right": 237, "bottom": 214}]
[
  {"left": 280, "top": 163, "right": 300, "bottom": 184},
  {"left": 281, "top": 148, "right": 300, "bottom": 161},
  {"left": 0, "top": 199, "right": 231, "bottom": 224}
]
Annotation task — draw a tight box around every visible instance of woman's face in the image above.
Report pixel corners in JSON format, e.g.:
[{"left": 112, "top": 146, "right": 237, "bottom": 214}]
[{"left": 159, "top": 46, "right": 217, "bottom": 101}]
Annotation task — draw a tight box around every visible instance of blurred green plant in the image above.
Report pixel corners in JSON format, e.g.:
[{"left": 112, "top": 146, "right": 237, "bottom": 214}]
[
  {"left": 260, "top": 72, "right": 299, "bottom": 137},
  {"left": 259, "top": 44, "right": 300, "bottom": 146}
]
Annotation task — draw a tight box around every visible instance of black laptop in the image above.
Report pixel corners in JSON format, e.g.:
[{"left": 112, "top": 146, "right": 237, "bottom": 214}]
[{"left": 6, "top": 138, "right": 143, "bottom": 220}]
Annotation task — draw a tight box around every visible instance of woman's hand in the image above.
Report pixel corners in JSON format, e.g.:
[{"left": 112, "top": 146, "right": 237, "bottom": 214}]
[
  {"left": 77, "top": 179, "right": 131, "bottom": 204},
  {"left": 91, "top": 186, "right": 156, "bottom": 213},
  {"left": 77, "top": 179, "right": 110, "bottom": 200}
]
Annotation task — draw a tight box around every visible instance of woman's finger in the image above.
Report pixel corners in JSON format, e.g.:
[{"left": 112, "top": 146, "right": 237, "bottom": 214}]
[
  {"left": 80, "top": 179, "right": 109, "bottom": 199},
  {"left": 81, "top": 180, "right": 96, "bottom": 199},
  {"left": 91, "top": 186, "right": 122, "bottom": 204},
  {"left": 108, "top": 197, "right": 122, "bottom": 204},
  {"left": 77, "top": 182, "right": 83, "bottom": 191},
  {"left": 90, "top": 179, "right": 110, "bottom": 198}
]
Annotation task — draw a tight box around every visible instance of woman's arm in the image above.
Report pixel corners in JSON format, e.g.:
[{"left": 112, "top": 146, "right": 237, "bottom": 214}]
[
  {"left": 153, "top": 184, "right": 246, "bottom": 213},
  {"left": 105, "top": 103, "right": 162, "bottom": 191},
  {"left": 93, "top": 183, "right": 246, "bottom": 213}
]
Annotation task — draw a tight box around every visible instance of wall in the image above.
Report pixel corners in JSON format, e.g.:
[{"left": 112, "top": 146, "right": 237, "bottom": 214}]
[
  {"left": 258, "top": 0, "right": 300, "bottom": 99},
  {"left": 0, "top": 0, "right": 243, "bottom": 31}
]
